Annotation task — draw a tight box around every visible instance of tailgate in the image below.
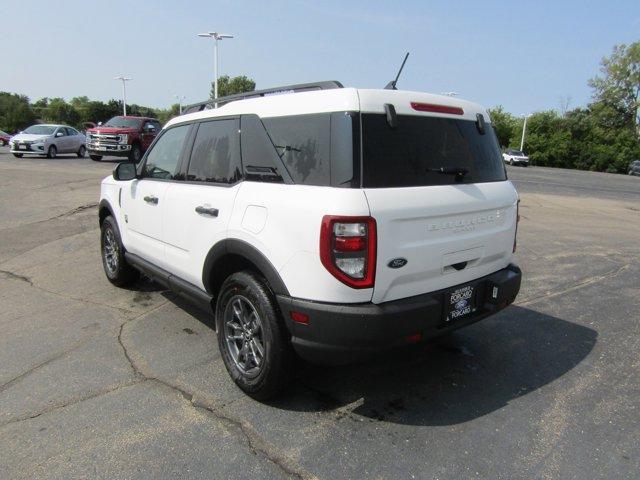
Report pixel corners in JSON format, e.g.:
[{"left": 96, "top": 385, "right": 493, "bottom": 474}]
[{"left": 365, "top": 181, "right": 518, "bottom": 303}]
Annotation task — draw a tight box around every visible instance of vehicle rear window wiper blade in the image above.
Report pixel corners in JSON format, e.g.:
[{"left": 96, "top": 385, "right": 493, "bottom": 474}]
[{"left": 427, "top": 166, "right": 469, "bottom": 176}]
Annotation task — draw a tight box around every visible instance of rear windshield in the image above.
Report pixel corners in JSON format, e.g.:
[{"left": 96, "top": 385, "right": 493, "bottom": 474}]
[{"left": 361, "top": 114, "right": 506, "bottom": 188}]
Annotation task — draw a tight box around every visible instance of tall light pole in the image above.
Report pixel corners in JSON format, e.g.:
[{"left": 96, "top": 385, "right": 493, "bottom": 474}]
[
  {"left": 520, "top": 114, "right": 531, "bottom": 152},
  {"left": 114, "top": 76, "right": 132, "bottom": 115},
  {"left": 197, "top": 32, "right": 234, "bottom": 102},
  {"left": 174, "top": 94, "right": 186, "bottom": 114}
]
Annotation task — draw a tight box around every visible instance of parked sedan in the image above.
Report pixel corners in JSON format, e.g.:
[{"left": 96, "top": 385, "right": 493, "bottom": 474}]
[
  {"left": 629, "top": 160, "right": 640, "bottom": 176},
  {"left": 10, "top": 124, "right": 86, "bottom": 158},
  {"left": 503, "top": 149, "right": 530, "bottom": 166},
  {"left": 0, "top": 130, "right": 10, "bottom": 146}
]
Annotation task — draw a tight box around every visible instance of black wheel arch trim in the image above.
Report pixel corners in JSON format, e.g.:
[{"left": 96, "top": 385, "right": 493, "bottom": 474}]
[
  {"left": 202, "top": 239, "right": 289, "bottom": 297},
  {"left": 98, "top": 199, "right": 116, "bottom": 226}
]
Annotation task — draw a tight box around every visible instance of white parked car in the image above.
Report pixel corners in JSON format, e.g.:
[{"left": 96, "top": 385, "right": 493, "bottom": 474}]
[
  {"left": 503, "top": 149, "right": 530, "bottom": 166},
  {"left": 10, "top": 124, "right": 86, "bottom": 158},
  {"left": 98, "top": 82, "right": 522, "bottom": 399}
]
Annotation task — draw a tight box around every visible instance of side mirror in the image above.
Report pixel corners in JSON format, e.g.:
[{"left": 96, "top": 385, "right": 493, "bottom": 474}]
[
  {"left": 145, "top": 125, "right": 156, "bottom": 132},
  {"left": 113, "top": 162, "right": 137, "bottom": 181},
  {"left": 98, "top": 122, "right": 103, "bottom": 126},
  {"left": 56, "top": 132, "right": 64, "bottom": 137}
]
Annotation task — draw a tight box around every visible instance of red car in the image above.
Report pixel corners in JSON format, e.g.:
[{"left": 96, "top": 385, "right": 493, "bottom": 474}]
[
  {"left": 0, "top": 130, "right": 11, "bottom": 146},
  {"left": 85, "top": 116, "right": 161, "bottom": 162}
]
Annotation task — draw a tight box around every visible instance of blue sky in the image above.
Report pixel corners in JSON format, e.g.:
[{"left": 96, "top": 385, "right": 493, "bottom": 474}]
[{"left": 1, "top": 0, "right": 638, "bottom": 114}]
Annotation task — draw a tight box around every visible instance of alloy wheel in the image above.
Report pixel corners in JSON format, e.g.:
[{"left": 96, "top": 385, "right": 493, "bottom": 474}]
[{"left": 223, "top": 295, "right": 265, "bottom": 378}]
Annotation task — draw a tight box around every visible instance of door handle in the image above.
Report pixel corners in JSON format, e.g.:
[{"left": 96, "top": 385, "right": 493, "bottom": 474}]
[
  {"left": 195, "top": 206, "right": 219, "bottom": 217},
  {"left": 143, "top": 195, "right": 158, "bottom": 204}
]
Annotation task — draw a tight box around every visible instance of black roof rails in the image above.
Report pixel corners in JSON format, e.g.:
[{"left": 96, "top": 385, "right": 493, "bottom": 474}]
[{"left": 181, "top": 80, "right": 344, "bottom": 115}]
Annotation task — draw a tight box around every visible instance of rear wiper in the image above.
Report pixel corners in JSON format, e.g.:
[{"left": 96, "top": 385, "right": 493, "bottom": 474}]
[{"left": 427, "top": 166, "right": 469, "bottom": 177}]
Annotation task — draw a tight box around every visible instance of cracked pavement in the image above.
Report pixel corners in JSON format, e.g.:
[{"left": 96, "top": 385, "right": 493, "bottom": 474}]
[{"left": 0, "top": 152, "right": 638, "bottom": 479}]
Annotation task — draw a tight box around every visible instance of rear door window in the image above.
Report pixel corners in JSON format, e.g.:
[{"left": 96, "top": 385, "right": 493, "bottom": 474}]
[
  {"left": 361, "top": 114, "right": 507, "bottom": 188},
  {"left": 186, "top": 119, "right": 241, "bottom": 184}
]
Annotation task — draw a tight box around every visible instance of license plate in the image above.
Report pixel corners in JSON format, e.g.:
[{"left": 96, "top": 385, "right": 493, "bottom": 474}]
[{"left": 445, "top": 284, "right": 476, "bottom": 323}]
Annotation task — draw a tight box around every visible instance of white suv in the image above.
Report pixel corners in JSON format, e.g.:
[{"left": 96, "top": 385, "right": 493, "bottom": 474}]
[{"left": 98, "top": 82, "right": 522, "bottom": 399}]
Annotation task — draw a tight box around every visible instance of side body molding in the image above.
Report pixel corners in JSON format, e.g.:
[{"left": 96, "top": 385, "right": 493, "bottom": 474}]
[{"left": 202, "top": 239, "right": 290, "bottom": 297}]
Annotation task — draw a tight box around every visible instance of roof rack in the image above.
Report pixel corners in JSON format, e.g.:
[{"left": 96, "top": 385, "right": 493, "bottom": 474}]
[{"left": 181, "top": 80, "right": 343, "bottom": 115}]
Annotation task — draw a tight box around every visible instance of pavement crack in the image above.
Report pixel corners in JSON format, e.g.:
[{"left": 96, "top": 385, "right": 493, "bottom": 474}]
[
  {"left": 0, "top": 269, "right": 33, "bottom": 285},
  {"left": 518, "top": 263, "right": 631, "bottom": 306},
  {"left": 0, "top": 339, "right": 89, "bottom": 394},
  {"left": 0, "top": 380, "right": 144, "bottom": 430},
  {"left": 118, "top": 314, "right": 316, "bottom": 480},
  {"left": 47, "top": 202, "right": 98, "bottom": 220}
]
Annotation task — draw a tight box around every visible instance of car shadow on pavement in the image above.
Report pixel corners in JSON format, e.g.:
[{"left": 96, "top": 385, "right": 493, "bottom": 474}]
[{"left": 271, "top": 306, "right": 597, "bottom": 426}]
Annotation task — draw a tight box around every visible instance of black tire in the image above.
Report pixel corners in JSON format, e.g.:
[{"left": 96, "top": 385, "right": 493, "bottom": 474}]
[
  {"left": 509, "top": 159, "right": 514, "bottom": 166},
  {"left": 216, "top": 271, "right": 293, "bottom": 400},
  {"left": 100, "top": 215, "right": 139, "bottom": 287},
  {"left": 128, "top": 144, "right": 142, "bottom": 163},
  {"left": 77, "top": 145, "right": 86, "bottom": 158},
  {"left": 47, "top": 145, "right": 57, "bottom": 159},
  {"left": 13, "top": 153, "right": 23, "bottom": 158},
  {"left": 90, "top": 154, "right": 103, "bottom": 161}
]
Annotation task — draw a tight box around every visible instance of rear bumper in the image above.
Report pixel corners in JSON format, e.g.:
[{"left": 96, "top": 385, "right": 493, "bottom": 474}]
[{"left": 277, "top": 264, "right": 521, "bottom": 365}]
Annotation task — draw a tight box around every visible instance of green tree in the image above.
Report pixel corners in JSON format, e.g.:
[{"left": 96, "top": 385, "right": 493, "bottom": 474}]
[
  {"left": 488, "top": 106, "right": 518, "bottom": 148},
  {"left": 43, "top": 98, "right": 80, "bottom": 126},
  {"left": 0, "top": 92, "right": 36, "bottom": 133},
  {"left": 210, "top": 75, "right": 256, "bottom": 99},
  {"left": 589, "top": 42, "right": 640, "bottom": 130}
]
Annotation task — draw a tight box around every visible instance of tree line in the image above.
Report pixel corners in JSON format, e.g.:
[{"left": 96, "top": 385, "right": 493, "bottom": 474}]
[{"left": 1, "top": 43, "right": 638, "bottom": 173}]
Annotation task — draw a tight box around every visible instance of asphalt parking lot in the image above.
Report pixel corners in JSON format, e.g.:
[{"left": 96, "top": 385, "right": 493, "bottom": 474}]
[{"left": 0, "top": 148, "right": 638, "bottom": 479}]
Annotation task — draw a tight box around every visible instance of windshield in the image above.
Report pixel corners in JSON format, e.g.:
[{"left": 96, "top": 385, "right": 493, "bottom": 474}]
[
  {"left": 361, "top": 114, "right": 507, "bottom": 188},
  {"left": 510, "top": 150, "right": 525, "bottom": 156},
  {"left": 23, "top": 125, "right": 57, "bottom": 135},
  {"left": 104, "top": 117, "right": 143, "bottom": 128}
]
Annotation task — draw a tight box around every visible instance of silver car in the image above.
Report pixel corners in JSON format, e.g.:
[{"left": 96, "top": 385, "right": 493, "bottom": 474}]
[{"left": 10, "top": 124, "right": 86, "bottom": 159}]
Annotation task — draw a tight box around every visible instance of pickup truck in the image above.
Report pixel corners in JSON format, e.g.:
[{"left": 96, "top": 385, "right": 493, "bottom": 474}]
[{"left": 86, "top": 116, "right": 161, "bottom": 162}]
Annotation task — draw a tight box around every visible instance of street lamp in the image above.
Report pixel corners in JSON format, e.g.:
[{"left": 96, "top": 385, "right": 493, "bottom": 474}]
[
  {"left": 197, "top": 31, "right": 234, "bottom": 102},
  {"left": 175, "top": 94, "right": 186, "bottom": 115},
  {"left": 114, "top": 76, "right": 132, "bottom": 115},
  {"left": 520, "top": 114, "right": 532, "bottom": 152}
]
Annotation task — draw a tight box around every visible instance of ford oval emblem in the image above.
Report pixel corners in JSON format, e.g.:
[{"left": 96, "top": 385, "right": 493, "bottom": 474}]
[{"left": 388, "top": 258, "right": 408, "bottom": 269}]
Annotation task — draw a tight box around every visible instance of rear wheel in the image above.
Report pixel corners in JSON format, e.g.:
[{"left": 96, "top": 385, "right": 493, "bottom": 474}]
[
  {"left": 128, "top": 144, "right": 142, "bottom": 163},
  {"left": 77, "top": 145, "right": 86, "bottom": 158},
  {"left": 90, "top": 154, "right": 103, "bottom": 161},
  {"left": 216, "top": 271, "right": 293, "bottom": 400},
  {"left": 47, "top": 145, "right": 57, "bottom": 159},
  {"left": 13, "top": 153, "right": 23, "bottom": 158},
  {"left": 100, "top": 215, "right": 139, "bottom": 287}
]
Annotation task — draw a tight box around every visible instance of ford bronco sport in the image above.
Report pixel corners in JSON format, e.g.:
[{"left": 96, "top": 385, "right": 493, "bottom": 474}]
[
  {"left": 86, "top": 116, "right": 161, "bottom": 162},
  {"left": 98, "top": 81, "right": 522, "bottom": 399}
]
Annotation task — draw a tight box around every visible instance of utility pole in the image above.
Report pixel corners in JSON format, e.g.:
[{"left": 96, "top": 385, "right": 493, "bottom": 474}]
[
  {"left": 175, "top": 95, "right": 186, "bottom": 115},
  {"left": 520, "top": 114, "right": 531, "bottom": 152},
  {"left": 114, "top": 76, "right": 132, "bottom": 115},
  {"left": 197, "top": 32, "right": 234, "bottom": 103}
]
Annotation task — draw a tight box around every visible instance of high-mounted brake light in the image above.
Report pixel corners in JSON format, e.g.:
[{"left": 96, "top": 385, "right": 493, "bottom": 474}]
[
  {"left": 320, "top": 216, "right": 376, "bottom": 289},
  {"left": 410, "top": 102, "right": 464, "bottom": 115}
]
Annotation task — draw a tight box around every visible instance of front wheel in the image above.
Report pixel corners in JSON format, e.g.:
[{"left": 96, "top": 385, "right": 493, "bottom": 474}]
[
  {"left": 47, "top": 145, "right": 57, "bottom": 159},
  {"left": 13, "top": 153, "right": 23, "bottom": 158},
  {"left": 128, "top": 144, "right": 142, "bottom": 163},
  {"left": 77, "top": 145, "right": 86, "bottom": 158},
  {"left": 216, "top": 271, "right": 293, "bottom": 400},
  {"left": 100, "top": 215, "right": 139, "bottom": 287},
  {"left": 90, "top": 154, "right": 103, "bottom": 161}
]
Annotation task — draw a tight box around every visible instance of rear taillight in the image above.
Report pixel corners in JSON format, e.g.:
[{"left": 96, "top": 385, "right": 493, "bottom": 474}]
[
  {"left": 513, "top": 199, "right": 520, "bottom": 252},
  {"left": 320, "top": 216, "right": 376, "bottom": 289}
]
